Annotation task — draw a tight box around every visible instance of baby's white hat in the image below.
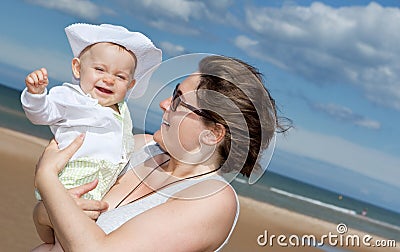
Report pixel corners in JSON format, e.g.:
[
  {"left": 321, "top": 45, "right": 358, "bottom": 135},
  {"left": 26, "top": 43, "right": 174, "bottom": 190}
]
[{"left": 65, "top": 23, "right": 162, "bottom": 98}]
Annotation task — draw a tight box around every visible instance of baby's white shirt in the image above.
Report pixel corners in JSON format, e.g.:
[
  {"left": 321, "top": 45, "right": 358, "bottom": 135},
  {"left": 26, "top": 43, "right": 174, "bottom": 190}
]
[{"left": 21, "top": 83, "right": 131, "bottom": 164}]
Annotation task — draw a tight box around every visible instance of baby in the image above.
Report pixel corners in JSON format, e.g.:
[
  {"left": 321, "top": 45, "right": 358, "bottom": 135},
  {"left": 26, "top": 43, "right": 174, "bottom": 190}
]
[{"left": 21, "top": 23, "right": 162, "bottom": 200}]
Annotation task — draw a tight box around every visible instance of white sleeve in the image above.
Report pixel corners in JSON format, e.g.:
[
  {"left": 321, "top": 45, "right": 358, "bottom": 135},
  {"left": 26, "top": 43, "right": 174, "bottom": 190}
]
[{"left": 20, "top": 87, "right": 64, "bottom": 125}]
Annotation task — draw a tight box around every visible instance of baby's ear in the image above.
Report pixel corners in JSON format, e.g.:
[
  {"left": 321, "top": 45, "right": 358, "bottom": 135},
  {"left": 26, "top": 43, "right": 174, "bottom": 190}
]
[
  {"left": 128, "top": 79, "right": 136, "bottom": 89},
  {"left": 71, "top": 58, "right": 81, "bottom": 79}
]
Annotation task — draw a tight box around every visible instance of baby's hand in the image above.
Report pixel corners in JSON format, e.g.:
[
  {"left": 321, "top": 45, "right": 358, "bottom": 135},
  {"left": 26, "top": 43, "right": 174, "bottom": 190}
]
[{"left": 25, "top": 68, "right": 49, "bottom": 94}]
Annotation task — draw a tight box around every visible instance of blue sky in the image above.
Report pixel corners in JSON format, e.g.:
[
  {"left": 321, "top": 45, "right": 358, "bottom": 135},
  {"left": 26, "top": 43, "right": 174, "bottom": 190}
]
[{"left": 1, "top": 0, "right": 399, "bottom": 213}]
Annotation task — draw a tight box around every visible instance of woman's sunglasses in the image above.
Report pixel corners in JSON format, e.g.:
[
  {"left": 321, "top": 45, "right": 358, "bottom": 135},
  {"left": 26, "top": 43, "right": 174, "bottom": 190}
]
[{"left": 170, "top": 83, "right": 216, "bottom": 122}]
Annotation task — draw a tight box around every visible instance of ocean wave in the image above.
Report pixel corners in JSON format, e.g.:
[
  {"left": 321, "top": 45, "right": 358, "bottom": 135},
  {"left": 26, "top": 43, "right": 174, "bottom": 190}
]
[
  {"left": 269, "top": 187, "right": 400, "bottom": 232},
  {"left": 269, "top": 187, "right": 357, "bottom": 215},
  {"left": 0, "top": 105, "right": 25, "bottom": 118},
  {"left": 234, "top": 177, "right": 247, "bottom": 184}
]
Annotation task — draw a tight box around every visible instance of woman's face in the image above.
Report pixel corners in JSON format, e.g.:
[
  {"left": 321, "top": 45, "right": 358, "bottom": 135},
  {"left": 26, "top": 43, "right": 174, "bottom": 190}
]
[{"left": 153, "top": 74, "right": 216, "bottom": 164}]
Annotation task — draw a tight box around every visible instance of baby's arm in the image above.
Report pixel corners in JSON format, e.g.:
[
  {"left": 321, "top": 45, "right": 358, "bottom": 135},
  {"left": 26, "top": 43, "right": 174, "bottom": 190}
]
[
  {"left": 33, "top": 201, "right": 55, "bottom": 244},
  {"left": 21, "top": 68, "right": 64, "bottom": 125},
  {"left": 25, "top": 68, "right": 48, "bottom": 94}
]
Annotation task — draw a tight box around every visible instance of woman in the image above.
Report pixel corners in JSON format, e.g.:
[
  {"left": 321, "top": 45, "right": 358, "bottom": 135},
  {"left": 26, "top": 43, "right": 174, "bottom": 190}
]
[{"left": 33, "top": 55, "right": 289, "bottom": 251}]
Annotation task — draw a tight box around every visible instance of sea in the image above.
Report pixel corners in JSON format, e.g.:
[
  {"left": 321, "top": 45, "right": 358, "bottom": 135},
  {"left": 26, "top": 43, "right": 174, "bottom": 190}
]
[{"left": 1, "top": 83, "right": 399, "bottom": 248}]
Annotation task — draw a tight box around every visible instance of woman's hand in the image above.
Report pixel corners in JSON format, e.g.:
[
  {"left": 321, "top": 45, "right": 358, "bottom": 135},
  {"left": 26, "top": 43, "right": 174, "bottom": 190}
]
[
  {"left": 33, "top": 180, "right": 109, "bottom": 243},
  {"left": 35, "top": 134, "right": 84, "bottom": 187},
  {"left": 69, "top": 180, "right": 109, "bottom": 220}
]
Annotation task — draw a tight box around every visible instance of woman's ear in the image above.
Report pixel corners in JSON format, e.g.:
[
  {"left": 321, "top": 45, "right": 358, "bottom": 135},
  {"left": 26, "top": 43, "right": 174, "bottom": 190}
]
[
  {"left": 200, "top": 123, "right": 226, "bottom": 146},
  {"left": 71, "top": 58, "right": 81, "bottom": 79}
]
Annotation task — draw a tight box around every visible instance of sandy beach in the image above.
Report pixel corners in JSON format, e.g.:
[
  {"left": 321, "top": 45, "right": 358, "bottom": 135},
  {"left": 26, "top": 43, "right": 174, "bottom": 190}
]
[{"left": 1, "top": 127, "right": 398, "bottom": 251}]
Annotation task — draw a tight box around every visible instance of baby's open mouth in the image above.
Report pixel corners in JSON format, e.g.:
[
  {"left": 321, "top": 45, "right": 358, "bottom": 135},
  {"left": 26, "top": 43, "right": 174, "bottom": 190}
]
[{"left": 96, "top": 87, "right": 113, "bottom": 94}]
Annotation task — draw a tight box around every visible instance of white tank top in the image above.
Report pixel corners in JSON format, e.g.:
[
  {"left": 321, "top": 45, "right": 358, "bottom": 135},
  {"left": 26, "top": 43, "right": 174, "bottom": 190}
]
[{"left": 96, "top": 142, "right": 240, "bottom": 251}]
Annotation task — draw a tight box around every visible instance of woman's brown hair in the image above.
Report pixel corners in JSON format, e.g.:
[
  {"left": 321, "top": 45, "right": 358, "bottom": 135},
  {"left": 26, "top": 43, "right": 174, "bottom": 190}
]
[{"left": 196, "top": 55, "right": 291, "bottom": 177}]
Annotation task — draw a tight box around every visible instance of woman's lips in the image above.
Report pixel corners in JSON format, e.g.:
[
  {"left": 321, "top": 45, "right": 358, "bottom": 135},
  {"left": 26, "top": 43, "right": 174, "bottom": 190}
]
[{"left": 162, "top": 119, "right": 170, "bottom": 127}]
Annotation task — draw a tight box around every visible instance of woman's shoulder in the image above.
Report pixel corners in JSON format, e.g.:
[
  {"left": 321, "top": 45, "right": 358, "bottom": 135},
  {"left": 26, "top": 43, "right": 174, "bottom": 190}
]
[
  {"left": 164, "top": 179, "right": 238, "bottom": 250},
  {"left": 111, "top": 179, "right": 238, "bottom": 251},
  {"left": 171, "top": 177, "right": 238, "bottom": 215}
]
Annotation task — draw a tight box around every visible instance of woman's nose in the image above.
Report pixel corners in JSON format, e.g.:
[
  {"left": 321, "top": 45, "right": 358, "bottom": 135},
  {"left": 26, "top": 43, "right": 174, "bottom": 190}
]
[{"left": 159, "top": 97, "right": 172, "bottom": 111}]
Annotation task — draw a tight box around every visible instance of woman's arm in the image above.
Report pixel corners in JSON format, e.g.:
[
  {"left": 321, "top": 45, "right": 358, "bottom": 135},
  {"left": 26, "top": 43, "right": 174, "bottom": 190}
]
[
  {"left": 35, "top": 136, "right": 237, "bottom": 251},
  {"left": 35, "top": 136, "right": 110, "bottom": 251},
  {"left": 32, "top": 180, "right": 109, "bottom": 243},
  {"left": 32, "top": 134, "right": 152, "bottom": 243},
  {"left": 104, "top": 182, "right": 237, "bottom": 251}
]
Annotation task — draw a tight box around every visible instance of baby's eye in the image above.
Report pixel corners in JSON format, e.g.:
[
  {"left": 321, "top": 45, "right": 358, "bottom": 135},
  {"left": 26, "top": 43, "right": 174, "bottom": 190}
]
[
  {"left": 116, "top": 75, "right": 127, "bottom": 80},
  {"left": 95, "top": 67, "right": 104, "bottom": 72}
]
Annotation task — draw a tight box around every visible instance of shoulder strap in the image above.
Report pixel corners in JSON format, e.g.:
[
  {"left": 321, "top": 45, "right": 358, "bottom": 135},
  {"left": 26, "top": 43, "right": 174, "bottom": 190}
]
[{"left": 119, "top": 142, "right": 165, "bottom": 176}]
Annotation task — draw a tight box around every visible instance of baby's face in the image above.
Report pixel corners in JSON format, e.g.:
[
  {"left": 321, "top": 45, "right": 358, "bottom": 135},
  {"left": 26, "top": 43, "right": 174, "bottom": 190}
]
[{"left": 77, "top": 43, "right": 136, "bottom": 110}]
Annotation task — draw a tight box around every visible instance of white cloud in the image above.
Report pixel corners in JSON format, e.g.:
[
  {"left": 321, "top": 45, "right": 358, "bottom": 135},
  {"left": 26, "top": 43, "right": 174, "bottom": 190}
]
[
  {"left": 117, "top": 0, "right": 241, "bottom": 35},
  {"left": 312, "top": 102, "right": 381, "bottom": 130},
  {"left": 234, "top": 35, "right": 258, "bottom": 48},
  {"left": 27, "top": 0, "right": 115, "bottom": 20},
  {"left": 159, "top": 41, "right": 185, "bottom": 57},
  {"left": 239, "top": 2, "right": 400, "bottom": 110},
  {"left": 206, "top": 0, "right": 234, "bottom": 10},
  {"left": 148, "top": 20, "right": 201, "bottom": 36},
  {"left": 234, "top": 35, "right": 287, "bottom": 69},
  {"left": 0, "top": 36, "right": 71, "bottom": 83},
  {"left": 116, "top": 0, "right": 209, "bottom": 35},
  {"left": 354, "top": 119, "right": 380, "bottom": 130},
  {"left": 276, "top": 127, "right": 400, "bottom": 188},
  {"left": 145, "top": 0, "right": 207, "bottom": 21}
]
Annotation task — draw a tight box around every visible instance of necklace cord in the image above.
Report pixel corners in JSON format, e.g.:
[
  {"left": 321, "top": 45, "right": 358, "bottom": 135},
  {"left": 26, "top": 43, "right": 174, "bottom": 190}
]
[
  {"left": 114, "top": 159, "right": 221, "bottom": 208},
  {"left": 115, "top": 158, "right": 170, "bottom": 208}
]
